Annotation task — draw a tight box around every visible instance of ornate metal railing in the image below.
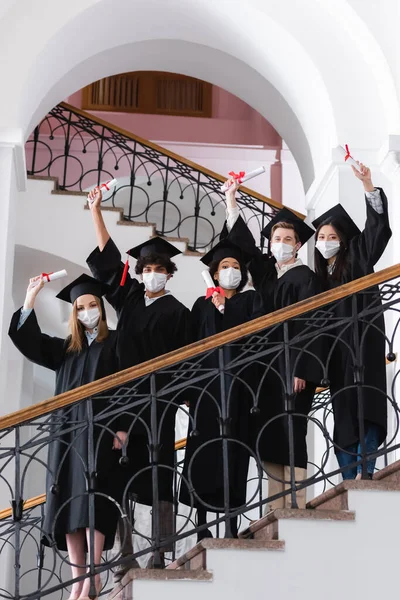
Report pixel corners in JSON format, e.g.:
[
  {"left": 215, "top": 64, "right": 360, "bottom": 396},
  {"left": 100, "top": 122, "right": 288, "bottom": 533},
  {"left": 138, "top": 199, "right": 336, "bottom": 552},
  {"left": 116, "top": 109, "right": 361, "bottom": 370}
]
[
  {"left": 1, "top": 264, "right": 400, "bottom": 600},
  {"left": 25, "top": 102, "right": 297, "bottom": 251}
]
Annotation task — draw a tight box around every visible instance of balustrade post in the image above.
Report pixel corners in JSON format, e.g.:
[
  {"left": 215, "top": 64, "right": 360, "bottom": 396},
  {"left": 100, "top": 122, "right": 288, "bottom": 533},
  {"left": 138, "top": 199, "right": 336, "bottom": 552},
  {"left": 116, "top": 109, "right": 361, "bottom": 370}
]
[
  {"left": 149, "top": 374, "right": 162, "bottom": 568},
  {"left": 218, "top": 347, "right": 233, "bottom": 538},
  {"left": 283, "top": 322, "right": 298, "bottom": 509},
  {"left": 86, "top": 398, "right": 98, "bottom": 600}
]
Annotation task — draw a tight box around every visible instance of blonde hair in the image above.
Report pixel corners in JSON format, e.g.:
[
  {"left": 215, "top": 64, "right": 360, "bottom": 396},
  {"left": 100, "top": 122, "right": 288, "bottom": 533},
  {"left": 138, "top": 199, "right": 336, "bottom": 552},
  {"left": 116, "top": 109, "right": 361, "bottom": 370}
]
[
  {"left": 271, "top": 221, "right": 299, "bottom": 244},
  {"left": 67, "top": 296, "right": 109, "bottom": 353}
]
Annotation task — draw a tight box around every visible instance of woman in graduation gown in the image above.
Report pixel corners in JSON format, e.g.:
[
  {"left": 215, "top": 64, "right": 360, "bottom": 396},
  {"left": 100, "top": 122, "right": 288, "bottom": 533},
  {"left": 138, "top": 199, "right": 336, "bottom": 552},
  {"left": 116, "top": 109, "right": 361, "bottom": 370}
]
[
  {"left": 312, "top": 163, "right": 392, "bottom": 479},
  {"left": 8, "top": 274, "right": 126, "bottom": 600},
  {"left": 220, "top": 179, "right": 323, "bottom": 512},
  {"left": 180, "top": 239, "right": 261, "bottom": 539},
  {"left": 86, "top": 186, "right": 192, "bottom": 567}
]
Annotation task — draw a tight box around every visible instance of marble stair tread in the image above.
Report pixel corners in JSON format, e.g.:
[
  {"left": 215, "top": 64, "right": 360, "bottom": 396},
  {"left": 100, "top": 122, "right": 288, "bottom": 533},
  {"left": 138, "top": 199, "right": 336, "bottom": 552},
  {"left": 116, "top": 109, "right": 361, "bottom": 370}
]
[
  {"left": 373, "top": 459, "right": 400, "bottom": 481},
  {"left": 107, "top": 569, "right": 213, "bottom": 600},
  {"left": 239, "top": 507, "right": 355, "bottom": 540},
  {"left": 307, "top": 480, "right": 400, "bottom": 511},
  {"left": 166, "top": 538, "right": 285, "bottom": 571}
]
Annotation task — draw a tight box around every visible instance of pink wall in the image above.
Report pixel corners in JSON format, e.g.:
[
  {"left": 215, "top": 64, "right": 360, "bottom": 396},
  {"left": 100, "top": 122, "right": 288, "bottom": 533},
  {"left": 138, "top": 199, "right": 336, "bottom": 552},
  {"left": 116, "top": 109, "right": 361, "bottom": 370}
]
[{"left": 65, "top": 86, "right": 282, "bottom": 148}]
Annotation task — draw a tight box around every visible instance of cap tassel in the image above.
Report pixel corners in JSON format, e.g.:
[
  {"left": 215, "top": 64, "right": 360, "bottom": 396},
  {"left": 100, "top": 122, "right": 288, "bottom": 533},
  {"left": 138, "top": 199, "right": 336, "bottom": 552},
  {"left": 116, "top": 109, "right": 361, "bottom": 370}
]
[{"left": 120, "top": 256, "right": 129, "bottom": 287}]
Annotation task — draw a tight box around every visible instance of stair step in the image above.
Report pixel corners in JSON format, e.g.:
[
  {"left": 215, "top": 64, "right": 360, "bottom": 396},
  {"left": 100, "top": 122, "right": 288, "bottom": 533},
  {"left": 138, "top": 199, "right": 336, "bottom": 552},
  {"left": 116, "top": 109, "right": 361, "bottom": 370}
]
[
  {"left": 107, "top": 568, "right": 212, "bottom": 600},
  {"left": 307, "top": 480, "right": 400, "bottom": 511},
  {"left": 239, "top": 508, "right": 355, "bottom": 541},
  {"left": 167, "top": 538, "right": 284, "bottom": 571},
  {"left": 373, "top": 458, "right": 400, "bottom": 482}
]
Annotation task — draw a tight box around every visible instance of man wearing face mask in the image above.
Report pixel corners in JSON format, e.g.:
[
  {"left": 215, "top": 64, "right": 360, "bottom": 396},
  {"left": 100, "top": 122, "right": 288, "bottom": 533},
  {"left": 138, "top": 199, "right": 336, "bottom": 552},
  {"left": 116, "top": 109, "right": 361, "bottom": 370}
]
[
  {"left": 86, "top": 187, "right": 191, "bottom": 570},
  {"left": 220, "top": 180, "right": 323, "bottom": 512},
  {"left": 179, "top": 239, "right": 261, "bottom": 540}
]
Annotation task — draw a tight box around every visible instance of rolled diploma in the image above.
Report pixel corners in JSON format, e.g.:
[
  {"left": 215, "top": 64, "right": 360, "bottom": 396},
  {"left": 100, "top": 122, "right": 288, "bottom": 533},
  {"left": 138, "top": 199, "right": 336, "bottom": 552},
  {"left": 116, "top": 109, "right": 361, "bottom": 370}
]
[
  {"left": 100, "top": 178, "right": 117, "bottom": 192},
  {"left": 338, "top": 146, "right": 362, "bottom": 172},
  {"left": 87, "top": 179, "right": 117, "bottom": 205},
  {"left": 220, "top": 166, "right": 266, "bottom": 193},
  {"left": 202, "top": 270, "right": 224, "bottom": 314},
  {"left": 41, "top": 269, "right": 68, "bottom": 283}
]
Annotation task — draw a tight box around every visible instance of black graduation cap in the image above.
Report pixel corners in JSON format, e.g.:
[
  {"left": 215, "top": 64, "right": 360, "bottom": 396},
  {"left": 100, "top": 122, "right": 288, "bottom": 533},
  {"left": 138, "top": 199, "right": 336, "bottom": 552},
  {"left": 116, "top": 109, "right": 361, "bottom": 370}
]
[
  {"left": 56, "top": 274, "right": 110, "bottom": 305},
  {"left": 312, "top": 204, "right": 361, "bottom": 240},
  {"left": 261, "top": 207, "right": 315, "bottom": 246},
  {"left": 126, "top": 236, "right": 181, "bottom": 260},
  {"left": 201, "top": 239, "right": 249, "bottom": 266}
]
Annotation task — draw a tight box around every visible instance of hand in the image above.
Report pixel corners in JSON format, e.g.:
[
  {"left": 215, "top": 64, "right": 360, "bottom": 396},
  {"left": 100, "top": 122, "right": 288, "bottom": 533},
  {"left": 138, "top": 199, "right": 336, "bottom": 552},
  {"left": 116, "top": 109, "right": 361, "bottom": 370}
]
[
  {"left": 224, "top": 178, "right": 240, "bottom": 201},
  {"left": 293, "top": 377, "right": 306, "bottom": 394},
  {"left": 212, "top": 292, "right": 225, "bottom": 311},
  {"left": 112, "top": 431, "right": 128, "bottom": 450},
  {"left": 87, "top": 186, "right": 102, "bottom": 210},
  {"left": 351, "top": 163, "right": 374, "bottom": 192},
  {"left": 23, "top": 276, "right": 44, "bottom": 310}
]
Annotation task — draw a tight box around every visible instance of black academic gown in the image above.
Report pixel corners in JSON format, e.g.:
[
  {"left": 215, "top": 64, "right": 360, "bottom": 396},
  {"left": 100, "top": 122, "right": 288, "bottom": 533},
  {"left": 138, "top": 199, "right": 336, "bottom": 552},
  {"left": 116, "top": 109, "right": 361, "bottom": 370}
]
[
  {"left": 180, "top": 291, "right": 260, "bottom": 510},
  {"left": 221, "top": 217, "right": 323, "bottom": 469},
  {"left": 318, "top": 190, "right": 392, "bottom": 452},
  {"left": 8, "top": 309, "right": 122, "bottom": 551},
  {"left": 87, "top": 238, "right": 192, "bottom": 505}
]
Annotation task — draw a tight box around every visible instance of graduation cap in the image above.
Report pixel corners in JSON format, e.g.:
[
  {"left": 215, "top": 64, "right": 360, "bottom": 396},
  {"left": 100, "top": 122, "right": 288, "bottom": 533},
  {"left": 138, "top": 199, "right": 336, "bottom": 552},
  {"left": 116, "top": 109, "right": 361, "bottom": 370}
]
[
  {"left": 56, "top": 274, "right": 110, "bottom": 305},
  {"left": 312, "top": 204, "right": 361, "bottom": 240},
  {"left": 201, "top": 239, "right": 250, "bottom": 266},
  {"left": 126, "top": 236, "right": 181, "bottom": 260},
  {"left": 261, "top": 207, "right": 315, "bottom": 246},
  {"left": 120, "top": 236, "right": 182, "bottom": 286}
]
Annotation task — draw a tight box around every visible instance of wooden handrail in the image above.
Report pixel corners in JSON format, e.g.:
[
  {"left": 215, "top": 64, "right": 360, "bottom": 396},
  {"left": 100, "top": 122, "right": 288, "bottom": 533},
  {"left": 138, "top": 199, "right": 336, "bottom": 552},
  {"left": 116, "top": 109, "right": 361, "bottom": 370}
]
[
  {"left": 1, "top": 263, "right": 399, "bottom": 432},
  {"left": 59, "top": 102, "right": 303, "bottom": 218}
]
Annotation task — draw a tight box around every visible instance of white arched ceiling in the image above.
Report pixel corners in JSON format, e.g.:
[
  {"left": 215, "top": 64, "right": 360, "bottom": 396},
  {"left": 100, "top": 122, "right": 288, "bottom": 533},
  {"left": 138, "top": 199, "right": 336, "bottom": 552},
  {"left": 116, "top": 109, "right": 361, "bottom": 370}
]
[{"left": 0, "top": 0, "right": 397, "bottom": 191}]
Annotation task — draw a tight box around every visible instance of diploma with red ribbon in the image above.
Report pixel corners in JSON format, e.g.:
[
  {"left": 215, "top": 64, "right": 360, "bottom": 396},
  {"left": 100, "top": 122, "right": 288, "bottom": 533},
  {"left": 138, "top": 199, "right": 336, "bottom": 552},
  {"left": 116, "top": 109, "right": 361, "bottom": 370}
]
[
  {"left": 87, "top": 179, "right": 118, "bottom": 205},
  {"left": 338, "top": 145, "right": 362, "bottom": 172},
  {"left": 202, "top": 269, "right": 225, "bottom": 313},
  {"left": 41, "top": 269, "right": 68, "bottom": 283},
  {"left": 220, "top": 166, "right": 265, "bottom": 192}
]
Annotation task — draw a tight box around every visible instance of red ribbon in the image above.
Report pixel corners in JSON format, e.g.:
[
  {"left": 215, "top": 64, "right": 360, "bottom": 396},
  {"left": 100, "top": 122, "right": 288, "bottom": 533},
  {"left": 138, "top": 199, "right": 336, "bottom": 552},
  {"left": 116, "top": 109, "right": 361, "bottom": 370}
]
[
  {"left": 100, "top": 180, "right": 112, "bottom": 191},
  {"left": 229, "top": 170, "right": 246, "bottom": 183},
  {"left": 205, "top": 286, "right": 224, "bottom": 299},
  {"left": 344, "top": 144, "right": 351, "bottom": 162},
  {"left": 120, "top": 255, "right": 130, "bottom": 287},
  {"left": 41, "top": 272, "right": 53, "bottom": 282}
]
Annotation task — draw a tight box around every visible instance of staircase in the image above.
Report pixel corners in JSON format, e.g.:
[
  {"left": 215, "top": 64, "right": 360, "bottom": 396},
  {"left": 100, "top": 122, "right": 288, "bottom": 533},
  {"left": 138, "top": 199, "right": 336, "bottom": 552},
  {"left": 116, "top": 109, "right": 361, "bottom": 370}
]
[{"left": 109, "top": 469, "right": 400, "bottom": 600}]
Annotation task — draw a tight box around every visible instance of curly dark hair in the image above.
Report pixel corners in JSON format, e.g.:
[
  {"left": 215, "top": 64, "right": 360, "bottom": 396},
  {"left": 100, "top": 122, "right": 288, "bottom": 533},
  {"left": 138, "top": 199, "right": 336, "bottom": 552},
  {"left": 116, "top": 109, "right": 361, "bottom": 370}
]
[
  {"left": 135, "top": 253, "right": 178, "bottom": 275},
  {"left": 208, "top": 258, "right": 249, "bottom": 293}
]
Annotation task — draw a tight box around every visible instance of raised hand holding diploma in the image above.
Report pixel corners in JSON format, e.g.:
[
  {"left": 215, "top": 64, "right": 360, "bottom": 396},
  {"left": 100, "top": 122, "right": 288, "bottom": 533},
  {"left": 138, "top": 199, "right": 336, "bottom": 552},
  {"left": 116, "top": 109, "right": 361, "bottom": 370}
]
[
  {"left": 87, "top": 179, "right": 117, "bottom": 208},
  {"left": 23, "top": 276, "right": 45, "bottom": 310},
  {"left": 351, "top": 162, "right": 375, "bottom": 193},
  {"left": 87, "top": 186, "right": 102, "bottom": 210}
]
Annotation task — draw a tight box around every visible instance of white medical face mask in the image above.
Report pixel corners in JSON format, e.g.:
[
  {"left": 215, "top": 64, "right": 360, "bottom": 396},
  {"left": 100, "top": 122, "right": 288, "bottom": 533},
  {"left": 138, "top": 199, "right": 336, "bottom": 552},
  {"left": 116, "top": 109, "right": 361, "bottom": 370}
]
[
  {"left": 316, "top": 240, "right": 341, "bottom": 260},
  {"left": 142, "top": 272, "right": 168, "bottom": 293},
  {"left": 77, "top": 307, "right": 101, "bottom": 329},
  {"left": 218, "top": 267, "right": 242, "bottom": 290},
  {"left": 270, "top": 242, "right": 295, "bottom": 263}
]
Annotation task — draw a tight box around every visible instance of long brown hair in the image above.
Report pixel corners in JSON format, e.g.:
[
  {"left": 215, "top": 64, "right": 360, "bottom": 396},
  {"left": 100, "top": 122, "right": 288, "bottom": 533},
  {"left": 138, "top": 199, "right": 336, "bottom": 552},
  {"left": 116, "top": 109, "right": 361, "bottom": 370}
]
[
  {"left": 67, "top": 296, "right": 109, "bottom": 353},
  {"left": 314, "top": 219, "right": 350, "bottom": 285}
]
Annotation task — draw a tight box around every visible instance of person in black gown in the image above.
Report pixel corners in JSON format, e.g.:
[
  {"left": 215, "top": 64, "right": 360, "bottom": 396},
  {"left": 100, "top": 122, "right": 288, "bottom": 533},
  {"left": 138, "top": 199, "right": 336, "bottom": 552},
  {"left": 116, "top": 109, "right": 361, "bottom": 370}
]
[
  {"left": 312, "top": 162, "right": 392, "bottom": 480},
  {"left": 220, "top": 178, "right": 323, "bottom": 512},
  {"left": 179, "top": 239, "right": 261, "bottom": 540},
  {"left": 9, "top": 274, "right": 125, "bottom": 600},
  {"left": 86, "top": 186, "right": 192, "bottom": 570}
]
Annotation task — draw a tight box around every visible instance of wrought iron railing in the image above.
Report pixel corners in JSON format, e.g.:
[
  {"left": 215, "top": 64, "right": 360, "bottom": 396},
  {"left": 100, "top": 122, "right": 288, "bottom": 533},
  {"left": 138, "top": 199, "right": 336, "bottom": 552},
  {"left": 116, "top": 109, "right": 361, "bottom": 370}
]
[
  {"left": 1, "top": 264, "right": 399, "bottom": 600},
  {"left": 25, "top": 102, "right": 296, "bottom": 251}
]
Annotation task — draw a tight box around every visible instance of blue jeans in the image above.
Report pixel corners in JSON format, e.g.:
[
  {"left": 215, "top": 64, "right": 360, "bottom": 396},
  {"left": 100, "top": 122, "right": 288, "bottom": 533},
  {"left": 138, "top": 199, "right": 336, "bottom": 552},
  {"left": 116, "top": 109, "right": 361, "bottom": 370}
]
[{"left": 336, "top": 423, "right": 381, "bottom": 480}]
